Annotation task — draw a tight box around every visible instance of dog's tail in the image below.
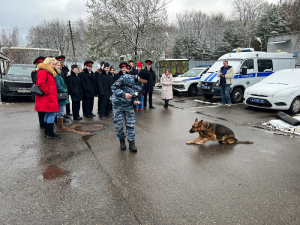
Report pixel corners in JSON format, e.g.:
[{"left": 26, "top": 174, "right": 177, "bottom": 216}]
[{"left": 235, "top": 140, "right": 254, "bottom": 144}]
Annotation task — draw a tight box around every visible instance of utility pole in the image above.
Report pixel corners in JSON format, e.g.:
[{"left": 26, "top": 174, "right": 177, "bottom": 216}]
[{"left": 68, "top": 20, "right": 76, "bottom": 64}]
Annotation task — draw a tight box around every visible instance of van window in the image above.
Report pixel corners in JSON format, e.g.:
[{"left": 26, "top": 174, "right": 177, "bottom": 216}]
[
  {"left": 242, "top": 59, "right": 254, "bottom": 69},
  {"left": 258, "top": 59, "right": 273, "bottom": 72}
]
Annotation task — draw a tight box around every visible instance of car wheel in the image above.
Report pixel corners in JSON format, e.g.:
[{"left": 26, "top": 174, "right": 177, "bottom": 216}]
[
  {"left": 230, "top": 87, "right": 243, "bottom": 103},
  {"left": 203, "top": 94, "right": 213, "bottom": 99},
  {"left": 1, "top": 94, "right": 8, "bottom": 102},
  {"left": 288, "top": 97, "right": 300, "bottom": 114},
  {"left": 188, "top": 85, "right": 197, "bottom": 96}
]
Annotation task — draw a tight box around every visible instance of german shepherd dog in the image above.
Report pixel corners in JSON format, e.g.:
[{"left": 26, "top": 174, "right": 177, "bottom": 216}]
[{"left": 187, "top": 119, "right": 254, "bottom": 145}]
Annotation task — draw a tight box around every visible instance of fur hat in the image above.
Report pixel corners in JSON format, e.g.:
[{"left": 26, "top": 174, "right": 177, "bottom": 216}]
[{"left": 138, "top": 69, "right": 150, "bottom": 80}]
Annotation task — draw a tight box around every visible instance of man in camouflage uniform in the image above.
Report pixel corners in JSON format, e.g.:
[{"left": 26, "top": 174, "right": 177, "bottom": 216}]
[{"left": 111, "top": 62, "right": 150, "bottom": 152}]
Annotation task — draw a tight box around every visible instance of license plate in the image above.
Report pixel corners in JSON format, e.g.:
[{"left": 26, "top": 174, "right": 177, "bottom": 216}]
[
  {"left": 202, "top": 85, "right": 210, "bottom": 90},
  {"left": 250, "top": 98, "right": 264, "bottom": 104},
  {"left": 18, "top": 89, "right": 31, "bottom": 93}
]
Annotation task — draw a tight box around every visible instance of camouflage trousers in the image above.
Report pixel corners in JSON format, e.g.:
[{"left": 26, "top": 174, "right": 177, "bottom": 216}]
[{"left": 112, "top": 104, "right": 136, "bottom": 141}]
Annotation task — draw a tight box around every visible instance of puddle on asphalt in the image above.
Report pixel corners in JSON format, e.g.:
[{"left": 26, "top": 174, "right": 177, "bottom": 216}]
[{"left": 43, "top": 166, "right": 65, "bottom": 180}]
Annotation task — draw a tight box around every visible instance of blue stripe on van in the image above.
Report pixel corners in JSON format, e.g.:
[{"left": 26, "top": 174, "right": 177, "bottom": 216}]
[
  {"left": 204, "top": 73, "right": 215, "bottom": 81},
  {"left": 208, "top": 73, "right": 217, "bottom": 81}
]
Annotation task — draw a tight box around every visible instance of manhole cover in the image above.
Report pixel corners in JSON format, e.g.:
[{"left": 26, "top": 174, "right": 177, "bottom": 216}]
[{"left": 70, "top": 123, "right": 107, "bottom": 134}]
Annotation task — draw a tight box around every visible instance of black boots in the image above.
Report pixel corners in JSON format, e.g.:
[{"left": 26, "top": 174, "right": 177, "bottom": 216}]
[
  {"left": 47, "top": 123, "right": 61, "bottom": 139},
  {"left": 44, "top": 122, "right": 48, "bottom": 137},
  {"left": 120, "top": 139, "right": 137, "bottom": 152},
  {"left": 120, "top": 139, "right": 126, "bottom": 150},
  {"left": 164, "top": 100, "right": 169, "bottom": 109},
  {"left": 38, "top": 112, "right": 45, "bottom": 129},
  {"left": 129, "top": 140, "right": 137, "bottom": 152}
]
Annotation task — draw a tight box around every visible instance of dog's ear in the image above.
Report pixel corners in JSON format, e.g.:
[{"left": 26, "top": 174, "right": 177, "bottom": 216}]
[{"left": 195, "top": 118, "right": 198, "bottom": 122}]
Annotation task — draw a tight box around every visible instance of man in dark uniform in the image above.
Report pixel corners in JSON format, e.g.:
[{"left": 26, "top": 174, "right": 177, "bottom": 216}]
[
  {"left": 31, "top": 56, "right": 46, "bottom": 128},
  {"left": 96, "top": 62, "right": 114, "bottom": 120},
  {"left": 128, "top": 60, "right": 137, "bottom": 75},
  {"left": 144, "top": 60, "right": 156, "bottom": 109},
  {"left": 67, "top": 65, "right": 83, "bottom": 120},
  {"left": 80, "top": 61, "right": 97, "bottom": 118},
  {"left": 55, "top": 55, "right": 72, "bottom": 116}
]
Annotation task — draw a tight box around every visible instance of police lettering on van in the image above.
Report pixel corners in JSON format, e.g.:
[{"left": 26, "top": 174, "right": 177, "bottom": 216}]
[{"left": 197, "top": 48, "right": 295, "bottom": 103}]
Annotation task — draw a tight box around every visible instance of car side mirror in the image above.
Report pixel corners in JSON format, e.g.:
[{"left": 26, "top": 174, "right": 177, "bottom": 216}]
[{"left": 241, "top": 66, "right": 247, "bottom": 75}]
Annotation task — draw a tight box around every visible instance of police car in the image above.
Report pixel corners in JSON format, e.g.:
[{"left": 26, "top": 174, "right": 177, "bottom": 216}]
[
  {"left": 198, "top": 48, "right": 295, "bottom": 103},
  {"left": 244, "top": 69, "right": 300, "bottom": 114},
  {"left": 172, "top": 66, "right": 210, "bottom": 96}
]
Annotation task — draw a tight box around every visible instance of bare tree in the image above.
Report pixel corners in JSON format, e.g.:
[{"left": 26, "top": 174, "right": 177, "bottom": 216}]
[
  {"left": 86, "top": 0, "right": 171, "bottom": 62},
  {"left": 231, "top": 0, "right": 269, "bottom": 47}
]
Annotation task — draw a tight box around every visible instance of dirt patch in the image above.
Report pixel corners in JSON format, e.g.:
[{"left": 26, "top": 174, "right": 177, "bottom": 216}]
[{"left": 70, "top": 123, "right": 107, "bottom": 135}]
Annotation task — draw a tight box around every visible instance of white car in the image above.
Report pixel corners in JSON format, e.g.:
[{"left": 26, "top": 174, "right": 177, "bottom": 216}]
[
  {"left": 244, "top": 69, "right": 300, "bottom": 114},
  {"left": 172, "top": 67, "right": 210, "bottom": 96}
]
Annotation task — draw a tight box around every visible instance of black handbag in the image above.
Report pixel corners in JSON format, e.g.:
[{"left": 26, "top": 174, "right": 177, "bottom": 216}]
[
  {"left": 31, "top": 73, "right": 48, "bottom": 96},
  {"left": 57, "top": 93, "right": 68, "bottom": 101}
]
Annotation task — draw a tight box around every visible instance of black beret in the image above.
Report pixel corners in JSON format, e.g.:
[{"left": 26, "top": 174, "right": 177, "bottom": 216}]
[
  {"left": 138, "top": 69, "right": 150, "bottom": 81},
  {"left": 33, "top": 56, "right": 45, "bottom": 64},
  {"left": 71, "top": 64, "right": 78, "bottom": 69},
  {"left": 119, "top": 62, "right": 128, "bottom": 69},
  {"left": 104, "top": 63, "right": 110, "bottom": 68}
]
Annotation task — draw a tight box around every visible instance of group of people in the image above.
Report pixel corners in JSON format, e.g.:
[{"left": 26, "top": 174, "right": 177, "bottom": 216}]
[{"left": 32, "top": 55, "right": 174, "bottom": 150}]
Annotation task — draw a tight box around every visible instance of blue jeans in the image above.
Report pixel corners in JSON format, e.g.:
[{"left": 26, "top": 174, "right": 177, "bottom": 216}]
[
  {"left": 220, "top": 83, "right": 232, "bottom": 104},
  {"left": 44, "top": 112, "right": 56, "bottom": 123},
  {"left": 136, "top": 96, "right": 143, "bottom": 110},
  {"left": 57, "top": 105, "right": 66, "bottom": 118}
]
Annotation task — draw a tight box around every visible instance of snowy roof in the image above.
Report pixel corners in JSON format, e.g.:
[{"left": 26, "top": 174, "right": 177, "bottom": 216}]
[{"left": 219, "top": 52, "right": 294, "bottom": 60}]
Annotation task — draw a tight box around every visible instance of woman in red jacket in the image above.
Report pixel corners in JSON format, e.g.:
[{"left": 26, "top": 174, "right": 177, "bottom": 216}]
[{"left": 35, "top": 58, "right": 60, "bottom": 139}]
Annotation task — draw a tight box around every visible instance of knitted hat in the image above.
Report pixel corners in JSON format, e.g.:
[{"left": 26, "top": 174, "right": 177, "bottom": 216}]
[
  {"left": 138, "top": 69, "right": 150, "bottom": 80},
  {"left": 136, "top": 62, "right": 143, "bottom": 67}
]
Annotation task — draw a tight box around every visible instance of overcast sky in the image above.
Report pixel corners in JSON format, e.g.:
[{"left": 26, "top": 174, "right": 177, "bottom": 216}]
[{"left": 0, "top": 0, "right": 279, "bottom": 40}]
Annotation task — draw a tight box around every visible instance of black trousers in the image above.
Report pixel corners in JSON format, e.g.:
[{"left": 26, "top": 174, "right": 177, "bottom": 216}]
[
  {"left": 82, "top": 99, "right": 87, "bottom": 115},
  {"left": 38, "top": 111, "right": 45, "bottom": 127},
  {"left": 72, "top": 101, "right": 81, "bottom": 118},
  {"left": 66, "top": 103, "right": 71, "bottom": 114},
  {"left": 84, "top": 97, "right": 94, "bottom": 116},
  {"left": 99, "top": 98, "right": 110, "bottom": 116},
  {"left": 144, "top": 91, "right": 153, "bottom": 107}
]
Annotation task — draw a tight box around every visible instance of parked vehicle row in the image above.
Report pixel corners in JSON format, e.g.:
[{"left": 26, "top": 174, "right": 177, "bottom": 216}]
[{"left": 172, "top": 49, "right": 300, "bottom": 114}]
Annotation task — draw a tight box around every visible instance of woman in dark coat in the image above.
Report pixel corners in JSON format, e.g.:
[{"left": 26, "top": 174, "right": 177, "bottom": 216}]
[
  {"left": 96, "top": 63, "right": 114, "bottom": 119},
  {"left": 35, "top": 58, "right": 60, "bottom": 139}
]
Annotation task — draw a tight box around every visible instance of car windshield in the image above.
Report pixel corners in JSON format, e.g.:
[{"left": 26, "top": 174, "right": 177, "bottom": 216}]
[
  {"left": 262, "top": 70, "right": 300, "bottom": 85},
  {"left": 7, "top": 66, "right": 34, "bottom": 76},
  {"left": 207, "top": 60, "right": 243, "bottom": 74},
  {"left": 181, "top": 69, "right": 204, "bottom": 77}
]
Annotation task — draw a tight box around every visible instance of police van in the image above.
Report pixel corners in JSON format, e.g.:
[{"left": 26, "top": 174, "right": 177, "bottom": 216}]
[
  {"left": 197, "top": 48, "right": 295, "bottom": 103},
  {"left": 172, "top": 66, "right": 210, "bottom": 96}
]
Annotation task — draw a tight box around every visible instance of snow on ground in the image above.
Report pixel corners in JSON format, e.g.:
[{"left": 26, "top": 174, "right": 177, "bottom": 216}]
[{"left": 263, "top": 115, "right": 300, "bottom": 136}]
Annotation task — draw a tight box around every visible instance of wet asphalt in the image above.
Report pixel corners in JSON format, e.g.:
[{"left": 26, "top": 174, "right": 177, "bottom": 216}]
[{"left": 0, "top": 92, "right": 300, "bottom": 224}]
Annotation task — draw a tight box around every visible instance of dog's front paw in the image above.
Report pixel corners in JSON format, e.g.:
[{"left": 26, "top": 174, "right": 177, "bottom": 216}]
[
  {"left": 186, "top": 141, "right": 193, "bottom": 145},
  {"left": 197, "top": 141, "right": 204, "bottom": 145}
]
